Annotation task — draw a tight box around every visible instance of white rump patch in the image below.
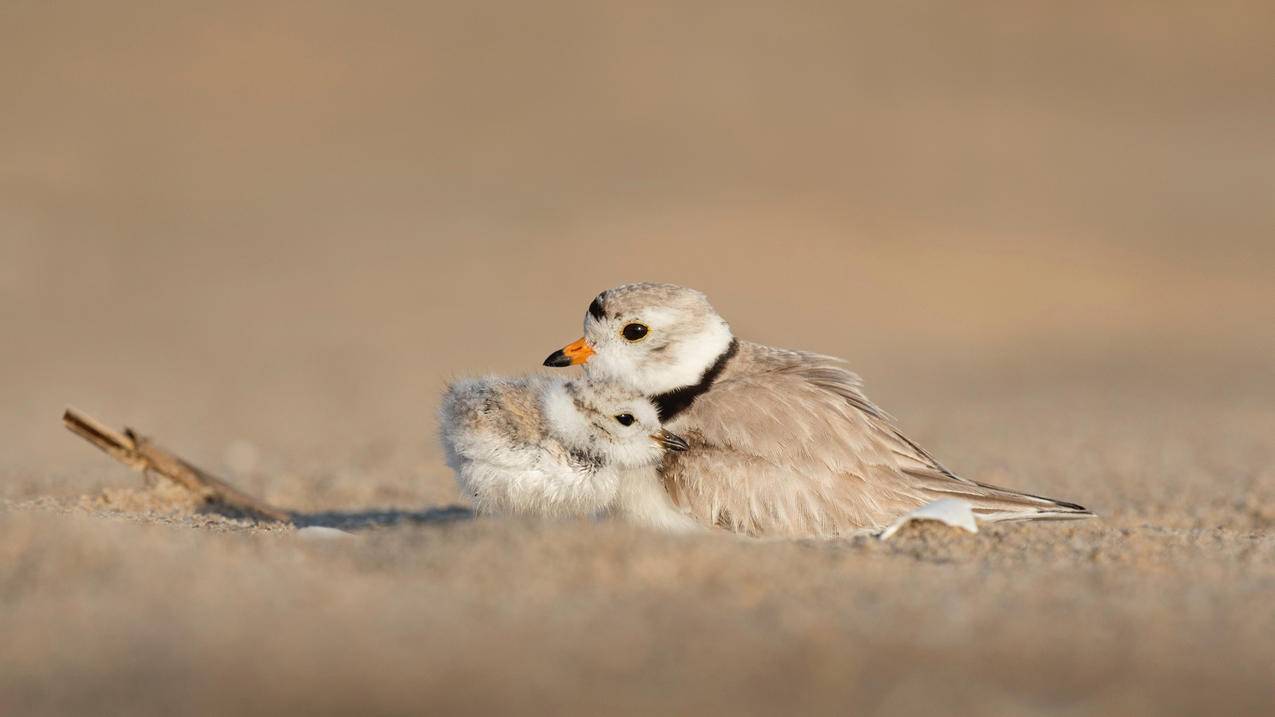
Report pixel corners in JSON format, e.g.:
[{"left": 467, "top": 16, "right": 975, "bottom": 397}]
[{"left": 878, "top": 498, "right": 978, "bottom": 540}]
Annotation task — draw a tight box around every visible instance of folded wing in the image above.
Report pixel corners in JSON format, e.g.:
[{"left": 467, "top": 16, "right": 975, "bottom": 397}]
[{"left": 660, "top": 346, "right": 1091, "bottom": 537}]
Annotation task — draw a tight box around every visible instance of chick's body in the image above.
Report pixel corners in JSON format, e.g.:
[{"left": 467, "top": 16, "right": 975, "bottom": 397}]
[
  {"left": 441, "top": 376, "right": 615, "bottom": 518},
  {"left": 440, "top": 376, "right": 687, "bottom": 522}
]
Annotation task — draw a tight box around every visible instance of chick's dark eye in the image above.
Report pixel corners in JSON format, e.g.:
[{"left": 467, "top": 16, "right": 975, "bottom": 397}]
[
  {"left": 614, "top": 414, "right": 635, "bottom": 427},
  {"left": 621, "top": 323, "right": 649, "bottom": 342}
]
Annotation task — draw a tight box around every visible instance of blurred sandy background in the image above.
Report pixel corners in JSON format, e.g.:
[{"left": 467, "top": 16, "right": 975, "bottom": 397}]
[{"left": 2, "top": 2, "right": 1274, "bottom": 714}]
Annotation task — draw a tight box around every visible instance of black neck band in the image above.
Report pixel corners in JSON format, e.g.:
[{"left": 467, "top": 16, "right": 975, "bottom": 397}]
[{"left": 652, "top": 339, "right": 739, "bottom": 422}]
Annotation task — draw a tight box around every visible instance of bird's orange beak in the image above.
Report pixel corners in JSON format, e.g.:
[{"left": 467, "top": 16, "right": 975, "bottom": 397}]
[{"left": 543, "top": 337, "right": 595, "bottom": 367}]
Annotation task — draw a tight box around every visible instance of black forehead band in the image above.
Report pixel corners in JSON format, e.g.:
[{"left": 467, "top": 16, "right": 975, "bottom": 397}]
[{"left": 587, "top": 296, "right": 606, "bottom": 321}]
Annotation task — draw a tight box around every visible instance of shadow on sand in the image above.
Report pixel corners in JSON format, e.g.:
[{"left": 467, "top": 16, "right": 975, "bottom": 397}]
[
  {"left": 187, "top": 502, "right": 475, "bottom": 531},
  {"left": 290, "top": 505, "right": 474, "bottom": 531}
]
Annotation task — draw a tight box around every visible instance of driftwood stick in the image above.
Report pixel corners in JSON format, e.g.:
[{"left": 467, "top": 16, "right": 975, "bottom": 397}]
[{"left": 63, "top": 407, "right": 292, "bottom": 524}]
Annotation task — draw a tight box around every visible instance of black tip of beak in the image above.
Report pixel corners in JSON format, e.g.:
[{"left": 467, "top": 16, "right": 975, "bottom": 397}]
[
  {"left": 543, "top": 350, "right": 573, "bottom": 368},
  {"left": 662, "top": 431, "right": 690, "bottom": 452}
]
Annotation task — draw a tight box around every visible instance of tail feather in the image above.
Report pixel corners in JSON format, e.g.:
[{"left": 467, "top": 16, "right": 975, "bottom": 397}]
[{"left": 909, "top": 471, "right": 1095, "bottom": 523}]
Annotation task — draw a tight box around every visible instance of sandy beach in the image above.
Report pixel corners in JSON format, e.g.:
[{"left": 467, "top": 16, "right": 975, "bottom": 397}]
[{"left": 3, "top": 2, "right": 1274, "bottom": 714}]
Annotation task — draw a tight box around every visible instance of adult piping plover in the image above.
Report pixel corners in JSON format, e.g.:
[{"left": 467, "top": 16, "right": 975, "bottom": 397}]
[
  {"left": 439, "top": 375, "right": 693, "bottom": 524},
  {"left": 544, "top": 283, "right": 1093, "bottom": 538}
]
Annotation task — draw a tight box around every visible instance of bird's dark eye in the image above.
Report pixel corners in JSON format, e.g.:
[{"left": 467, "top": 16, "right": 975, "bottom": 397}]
[
  {"left": 621, "top": 323, "right": 649, "bottom": 342},
  {"left": 614, "top": 414, "right": 635, "bottom": 426}
]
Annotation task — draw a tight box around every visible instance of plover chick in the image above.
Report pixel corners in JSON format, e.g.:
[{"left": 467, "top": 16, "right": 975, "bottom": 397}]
[
  {"left": 544, "top": 283, "right": 1093, "bottom": 538},
  {"left": 439, "top": 376, "right": 690, "bottom": 521}
]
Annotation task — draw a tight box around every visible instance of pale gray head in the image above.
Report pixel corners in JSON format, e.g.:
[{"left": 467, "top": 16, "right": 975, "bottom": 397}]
[
  {"left": 543, "top": 283, "right": 734, "bottom": 395},
  {"left": 540, "top": 378, "right": 689, "bottom": 467}
]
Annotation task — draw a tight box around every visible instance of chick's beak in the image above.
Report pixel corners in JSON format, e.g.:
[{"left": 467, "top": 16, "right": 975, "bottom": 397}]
[
  {"left": 543, "top": 337, "right": 594, "bottom": 367},
  {"left": 652, "top": 429, "right": 690, "bottom": 452}
]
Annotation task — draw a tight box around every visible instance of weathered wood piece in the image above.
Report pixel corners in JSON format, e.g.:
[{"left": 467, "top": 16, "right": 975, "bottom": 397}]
[{"left": 63, "top": 407, "right": 292, "bottom": 523}]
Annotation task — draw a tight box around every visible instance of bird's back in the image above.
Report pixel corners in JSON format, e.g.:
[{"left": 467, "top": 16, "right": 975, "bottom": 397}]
[
  {"left": 439, "top": 376, "right": 563, "bottom": 487},
  {"left": 440, "top": 377, "right": 549, "bottom": 452}
]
